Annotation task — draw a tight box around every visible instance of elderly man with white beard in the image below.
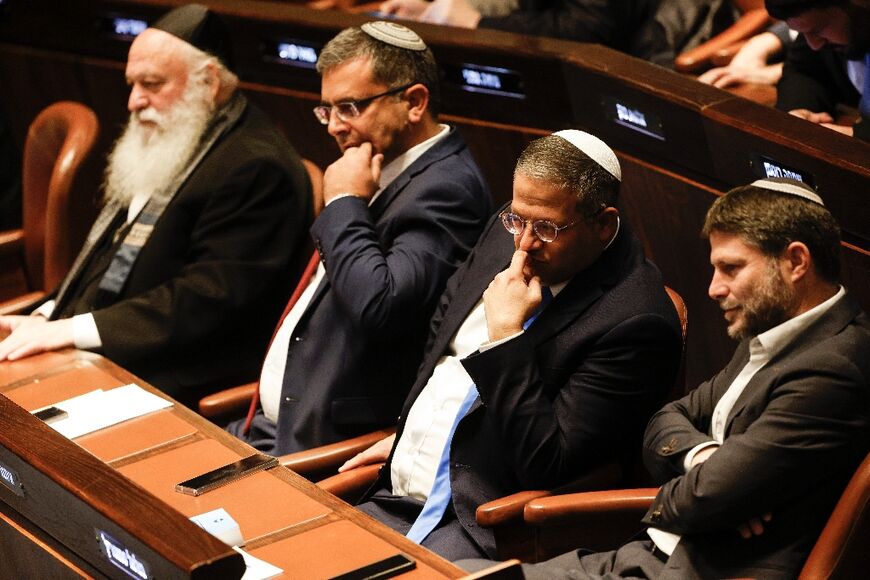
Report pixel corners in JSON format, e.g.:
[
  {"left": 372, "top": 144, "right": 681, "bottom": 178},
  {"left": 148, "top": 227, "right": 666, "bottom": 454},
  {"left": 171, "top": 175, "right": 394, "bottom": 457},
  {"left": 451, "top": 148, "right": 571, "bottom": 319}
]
[{"left": 0, "top": 4, "right": 312, "bottom": 407}]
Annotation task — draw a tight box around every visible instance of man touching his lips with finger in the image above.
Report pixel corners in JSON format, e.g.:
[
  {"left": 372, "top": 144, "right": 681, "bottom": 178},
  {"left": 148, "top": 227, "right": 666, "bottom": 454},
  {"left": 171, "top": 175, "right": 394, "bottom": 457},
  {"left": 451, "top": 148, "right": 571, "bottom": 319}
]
[
  {"left": 227, "top": 22, "right": 491, "bottom": 453},
  {"left": 342, "top": 131, "right": 683, "bottom": 561}
]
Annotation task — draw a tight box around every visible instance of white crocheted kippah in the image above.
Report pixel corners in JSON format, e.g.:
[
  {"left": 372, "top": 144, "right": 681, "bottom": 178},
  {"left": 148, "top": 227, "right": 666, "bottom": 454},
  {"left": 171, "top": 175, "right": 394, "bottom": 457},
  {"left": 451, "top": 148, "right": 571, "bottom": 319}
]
[
  {"left": 751, "top": 178, "right": 824, "bottom": 205},
  {"left": 361, "top": 21, "right": 427, "bottom": 51},
  {"left": 552, "top": 130, "right": 621, "bottom": 181}
]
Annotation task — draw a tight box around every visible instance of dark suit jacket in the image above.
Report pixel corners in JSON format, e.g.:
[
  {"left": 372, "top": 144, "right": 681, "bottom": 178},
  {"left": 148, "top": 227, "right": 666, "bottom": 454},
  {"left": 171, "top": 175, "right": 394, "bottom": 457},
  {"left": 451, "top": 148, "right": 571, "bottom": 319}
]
[
  {"left": 269, "top": 128, "right": 492, "bottom": 454},
  {"left": 777, "top": 35, "right": 868, "bottom": 142},
  {"left": 368, "top": 210, "right": 683, "bottom": 558},
  {"left": 642, "top": 293, "right": 870, "bottom": 579},
  {"left": 55, "top": 99, "right": 312, "bottom": 406}
]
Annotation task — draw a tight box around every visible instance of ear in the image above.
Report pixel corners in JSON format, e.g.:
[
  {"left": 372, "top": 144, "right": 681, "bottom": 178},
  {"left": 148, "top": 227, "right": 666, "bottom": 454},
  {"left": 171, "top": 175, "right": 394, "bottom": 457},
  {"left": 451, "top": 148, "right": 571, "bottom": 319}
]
[
  {"left": 203, "top": 61, "right": 221, "bottom": 102},
  {"left": 596, "top": 207, "right": 620, "bottom": 244},
  {"left": 781, "top": 241, "right": 811, "bottom": 283},
  {"left": 404, "top": 83, "right": 430, "bottom": 123}
]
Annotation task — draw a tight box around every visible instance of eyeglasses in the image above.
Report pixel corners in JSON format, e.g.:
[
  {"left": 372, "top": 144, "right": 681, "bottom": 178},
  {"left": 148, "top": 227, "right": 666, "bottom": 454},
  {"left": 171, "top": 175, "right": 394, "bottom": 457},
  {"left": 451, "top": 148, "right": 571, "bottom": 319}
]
[
  {"left": 313, "top": 82, "right": 415, "bottom": 125},
  {"left": 500, "top": 210, "right": 580, "bottom": 243}
]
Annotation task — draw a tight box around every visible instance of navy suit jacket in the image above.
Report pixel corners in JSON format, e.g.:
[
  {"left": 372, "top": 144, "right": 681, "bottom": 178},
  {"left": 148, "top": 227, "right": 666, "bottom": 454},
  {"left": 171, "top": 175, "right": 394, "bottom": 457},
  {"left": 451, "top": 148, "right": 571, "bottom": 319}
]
[
  {"left": 268, "top": 128, "right": 492, "bottom": 454},
  {"left": 368, "top": 209, "right": 683, "bottom": 557},
  {"left": 642, "top": 293, "right": 870, "bottom": 579}
]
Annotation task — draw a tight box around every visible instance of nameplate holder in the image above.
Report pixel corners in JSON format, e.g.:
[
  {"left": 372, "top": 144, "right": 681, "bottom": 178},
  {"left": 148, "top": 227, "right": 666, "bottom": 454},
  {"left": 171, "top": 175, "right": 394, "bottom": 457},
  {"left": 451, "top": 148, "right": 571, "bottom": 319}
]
[
  {"left": 751, "top": 153, "right": 816, "bottom": 188},
  {"left": 264, "top": 38, "right": 321, "bottom": 70},
  {"left": 97, "top": 14, "right": 149, "bottom": 41},
  {"left": 95, "top": 529, "right": 152, "bottom": 580},
  {"left": 0, "top": 459, "right": 25, "bottom": 497},
  {"left": 602, "top": 96, "right": 665, "bottom": 141},
  {"left": 443, "top": 63, "right": 526, "bottom": 100}
]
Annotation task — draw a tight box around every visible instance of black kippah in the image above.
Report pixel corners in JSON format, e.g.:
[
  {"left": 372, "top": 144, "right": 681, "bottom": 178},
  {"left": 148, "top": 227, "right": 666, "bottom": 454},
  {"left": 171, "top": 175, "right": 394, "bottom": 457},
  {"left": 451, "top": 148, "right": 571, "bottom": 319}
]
[{"left": 151, "top": 3, "right": 233, "bottom": 69}]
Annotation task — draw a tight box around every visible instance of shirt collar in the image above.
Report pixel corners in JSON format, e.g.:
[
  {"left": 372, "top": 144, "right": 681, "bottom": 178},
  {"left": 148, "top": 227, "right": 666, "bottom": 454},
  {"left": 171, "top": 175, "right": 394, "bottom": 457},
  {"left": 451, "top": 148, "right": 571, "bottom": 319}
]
[
  {"left": 372, "top": 124, "right": 450, "bottom": 204},
  {"left": 751, "top": 285, "right": 846, "bottom": 359}
]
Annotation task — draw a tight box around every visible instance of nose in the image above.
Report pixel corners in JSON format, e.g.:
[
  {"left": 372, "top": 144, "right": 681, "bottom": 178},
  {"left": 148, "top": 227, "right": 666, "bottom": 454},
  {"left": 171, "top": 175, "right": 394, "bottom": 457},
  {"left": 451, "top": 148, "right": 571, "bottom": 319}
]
[
  {"left": 708, "top": 270, "right": 727, "bottom": 301},
  {"left": 516, "top": 223, "right": 542, "bottom": 252},
  {"left": 326, "top": 109, "right": 348, "bottom": 137},
  {"left": 128, "top": 84, "right": 148, "bottom": 113}
]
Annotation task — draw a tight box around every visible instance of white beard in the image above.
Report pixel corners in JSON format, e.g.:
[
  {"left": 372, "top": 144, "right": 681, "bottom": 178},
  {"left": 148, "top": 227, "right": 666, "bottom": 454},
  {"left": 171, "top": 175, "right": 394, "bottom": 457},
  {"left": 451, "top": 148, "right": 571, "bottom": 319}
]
[{"left": 102, "top": 80, "right": 214, "bottom": 207}]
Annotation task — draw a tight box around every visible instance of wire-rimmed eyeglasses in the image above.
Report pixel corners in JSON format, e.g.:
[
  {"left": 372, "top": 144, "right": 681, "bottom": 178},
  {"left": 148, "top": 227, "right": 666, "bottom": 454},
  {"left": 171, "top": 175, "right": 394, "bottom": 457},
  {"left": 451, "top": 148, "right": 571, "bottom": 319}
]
[
  {"left": 313, "top": 82, "right": 415, "bottom": 125},
  {"left": 500, "top": 210, "right": 580, "bottom": 243}
]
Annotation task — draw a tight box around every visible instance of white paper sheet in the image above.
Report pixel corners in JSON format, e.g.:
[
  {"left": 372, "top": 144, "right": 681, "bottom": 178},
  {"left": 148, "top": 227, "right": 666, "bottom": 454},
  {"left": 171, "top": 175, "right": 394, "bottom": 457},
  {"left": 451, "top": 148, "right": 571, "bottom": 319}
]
[
  {"left": 234, "top": 547, "right": 283, "bottom": 580},
  {"left": 35, "top": 384, "right": 173, "bottom": 439}
]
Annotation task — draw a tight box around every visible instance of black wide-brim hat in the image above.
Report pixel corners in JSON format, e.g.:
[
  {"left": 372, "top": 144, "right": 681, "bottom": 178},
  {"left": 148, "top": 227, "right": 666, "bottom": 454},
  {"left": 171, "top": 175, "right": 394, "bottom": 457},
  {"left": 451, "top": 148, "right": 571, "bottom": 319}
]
[{"left": 151, "top": 3, "right": 233, "bottom": 70}]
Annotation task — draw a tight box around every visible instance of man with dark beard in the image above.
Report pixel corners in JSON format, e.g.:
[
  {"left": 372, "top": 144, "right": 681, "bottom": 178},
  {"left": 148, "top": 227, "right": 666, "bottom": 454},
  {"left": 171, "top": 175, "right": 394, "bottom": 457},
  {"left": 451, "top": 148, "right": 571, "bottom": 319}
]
[
  {"left": 0, "top": 5, "right": 312, "bottom": 407},
  {"left": 769, "top": 0, "right": 870, "bottom": 141},
  {"left": 460, "top": 177, "right": 869, "bottom": 579}
]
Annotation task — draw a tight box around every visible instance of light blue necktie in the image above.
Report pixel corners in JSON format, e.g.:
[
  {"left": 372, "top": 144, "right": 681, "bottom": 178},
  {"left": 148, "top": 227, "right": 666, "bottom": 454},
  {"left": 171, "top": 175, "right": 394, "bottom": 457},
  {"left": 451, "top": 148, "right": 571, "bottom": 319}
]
[
  {"left": 406, "top": 287, "right": 553, "bottom": 543},
  {"left": 860, "top": 52, "right": 870, "bottom": 116}
]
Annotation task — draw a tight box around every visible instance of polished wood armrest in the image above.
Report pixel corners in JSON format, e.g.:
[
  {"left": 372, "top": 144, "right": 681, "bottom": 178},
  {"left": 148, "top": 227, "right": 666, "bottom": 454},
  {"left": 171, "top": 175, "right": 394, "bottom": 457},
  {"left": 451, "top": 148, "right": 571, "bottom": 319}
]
[
  {"left": 197, "top": 382, "right": 256, "bottom": 419},
  {"left": 0, "top": 291, "right": 47, "bottom": 316},
  {"left": 675, "top": 9, "right": 772, "bottom": 73},
  {"left": 316, "top": 462, "right": 383, "bottom": 503},
  {"left": 524, "top": 488, "right": 658, "bottom": 526},
  {"left": 0, "top": 229, "right": 25, "bottom": 256},
  {"left": 476, "top": 460, "right": 625, "bottom": 528},
  {"left": 279, "top": 427, "right": 396, "bottom": 481}
]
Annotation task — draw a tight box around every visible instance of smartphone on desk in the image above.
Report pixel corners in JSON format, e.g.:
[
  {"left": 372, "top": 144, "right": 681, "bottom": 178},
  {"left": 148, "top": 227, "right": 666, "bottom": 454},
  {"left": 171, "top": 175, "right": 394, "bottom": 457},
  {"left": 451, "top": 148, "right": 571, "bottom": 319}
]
[
  {"left": 32, "top": 406, "right": 68, "bottom": 424},
  {"left": 329, "top": 554, "right": 415, "bottom": 580},
  {"left": 175, "top": 454, "right": 278, "bottom": 496}
]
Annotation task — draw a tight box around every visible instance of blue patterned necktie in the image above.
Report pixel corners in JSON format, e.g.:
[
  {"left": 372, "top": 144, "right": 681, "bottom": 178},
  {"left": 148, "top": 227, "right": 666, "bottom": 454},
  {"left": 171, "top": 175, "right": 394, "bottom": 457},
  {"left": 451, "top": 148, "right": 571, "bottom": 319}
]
[{"left": 406, "top": 287, "right": 553, "bottom": 543}]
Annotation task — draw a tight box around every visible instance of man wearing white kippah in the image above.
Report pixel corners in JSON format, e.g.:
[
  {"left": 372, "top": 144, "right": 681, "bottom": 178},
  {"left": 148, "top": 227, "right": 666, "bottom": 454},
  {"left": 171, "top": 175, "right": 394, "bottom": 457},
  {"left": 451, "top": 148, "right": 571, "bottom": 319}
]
[
  {"left": 341, "top": 131, "right": 684, "bottom": 560},
  {"left": 460, "top": 178, "right": 870, "bottom": 579}
]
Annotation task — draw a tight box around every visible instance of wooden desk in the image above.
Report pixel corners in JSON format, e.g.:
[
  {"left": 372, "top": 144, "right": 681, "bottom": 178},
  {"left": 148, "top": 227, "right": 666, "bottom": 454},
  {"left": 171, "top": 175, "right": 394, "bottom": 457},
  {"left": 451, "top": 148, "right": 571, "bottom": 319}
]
[{"left": 0, "top": 348, "right": 466, "bottom": 579}]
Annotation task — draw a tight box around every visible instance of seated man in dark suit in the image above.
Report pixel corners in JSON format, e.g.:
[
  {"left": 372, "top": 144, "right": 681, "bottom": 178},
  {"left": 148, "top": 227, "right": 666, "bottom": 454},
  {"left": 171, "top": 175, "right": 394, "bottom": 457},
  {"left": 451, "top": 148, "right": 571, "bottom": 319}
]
[
  {"left": 0, "top": 4, "right": 313, "bottom": 406},
  {"left": 770, "top": 0, "right": 870, "bottom": 141},
  {"left": 461, "top": 178, "right": 870, "bottom": 579},
  {"left": 340, "top": 131, "right": 683, "bottom": 560},
  {"left": 226, "top": 22, "right": 492, "bottom": 453}
]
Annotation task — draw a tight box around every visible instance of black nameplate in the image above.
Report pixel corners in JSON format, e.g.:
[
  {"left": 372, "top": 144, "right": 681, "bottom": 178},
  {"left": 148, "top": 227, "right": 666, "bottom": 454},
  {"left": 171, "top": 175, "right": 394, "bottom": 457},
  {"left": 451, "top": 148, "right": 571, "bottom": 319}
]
[
  {"left": 96, "top": 529, "right": 152, "bottom": 580},
  {"left": 602, "top": 96, "right": 665, "bottom": 141},
  {"left": 443, "top": 63, "right": 526, "bottom": 99},
  {"left": 264, "top": 39, "right": 321, "bottom": 70},
  {"left": 751, "top": 154, "right": 816, "bottom": 187},
  {"left": 0, "top": 459, "right": 25, "bottom": 497},
  {"left": 97, "top": 14, "right": 149, "bottom": 41}
]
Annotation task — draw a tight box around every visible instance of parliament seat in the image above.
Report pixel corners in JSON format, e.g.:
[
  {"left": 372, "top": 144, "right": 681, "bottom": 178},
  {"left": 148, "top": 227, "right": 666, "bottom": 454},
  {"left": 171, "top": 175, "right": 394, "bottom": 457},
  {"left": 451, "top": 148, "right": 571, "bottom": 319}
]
[
  {"left": 196, "top": 158, "right": 324, "bottom": 425},
  {"left": 522, "top": 451, "right": 870, "bottom": 574},
  {"left": 0, "top": 101, "right": 99, "bottom": 315}
]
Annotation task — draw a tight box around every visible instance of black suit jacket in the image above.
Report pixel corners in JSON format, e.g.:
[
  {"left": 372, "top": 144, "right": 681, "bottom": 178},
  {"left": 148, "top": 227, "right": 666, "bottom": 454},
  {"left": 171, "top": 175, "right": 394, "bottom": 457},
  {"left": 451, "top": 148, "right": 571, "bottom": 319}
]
[
  {"left": 370, "top": 210, "right": 683, "bottom": 557},
  {"left": 777, "top": 35, "right": 868, "bottom": 142},
  {"left": 54, "top": 99, "right": 312, "bottom": 406},
  {"left": 269, "top": 128, "right": 492, "bottom": 453},
  {"left": 642, "top": 293, "right": 870, "bottom": 579}
]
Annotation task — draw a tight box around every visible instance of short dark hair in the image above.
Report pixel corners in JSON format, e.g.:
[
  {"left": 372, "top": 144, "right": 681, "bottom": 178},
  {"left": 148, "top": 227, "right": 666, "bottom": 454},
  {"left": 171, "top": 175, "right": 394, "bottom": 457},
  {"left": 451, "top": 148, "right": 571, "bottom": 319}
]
[
  {"left": 702, "top": 184, "right": 841, "bottom": 282},
  {"left": 514, "top": 135, "right": 620, "bottom": 217},
  {"left": 316, "top": 26, "right": 441, "bottom": 116}
]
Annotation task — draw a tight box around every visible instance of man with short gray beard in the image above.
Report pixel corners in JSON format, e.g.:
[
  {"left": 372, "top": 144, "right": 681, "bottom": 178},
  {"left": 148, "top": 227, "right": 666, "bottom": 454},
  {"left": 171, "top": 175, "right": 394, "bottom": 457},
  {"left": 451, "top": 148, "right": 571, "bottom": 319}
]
[{"left": 0, "top": 5, "right": 312, "bottom": 407}]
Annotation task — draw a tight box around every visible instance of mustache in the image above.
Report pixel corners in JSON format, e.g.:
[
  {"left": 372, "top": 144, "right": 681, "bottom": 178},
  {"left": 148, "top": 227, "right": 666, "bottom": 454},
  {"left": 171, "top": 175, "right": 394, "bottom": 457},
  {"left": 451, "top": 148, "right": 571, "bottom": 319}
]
[{"left": 135, "top": 108, "right": 163, "bottom": 126}]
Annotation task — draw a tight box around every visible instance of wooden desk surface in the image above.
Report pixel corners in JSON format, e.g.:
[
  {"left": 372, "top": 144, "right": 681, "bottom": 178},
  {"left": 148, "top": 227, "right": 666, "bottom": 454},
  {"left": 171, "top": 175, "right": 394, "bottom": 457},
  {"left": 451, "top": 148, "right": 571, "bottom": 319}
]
[{"left": 0, "top": 347, "right": 465, "bottom": 579}]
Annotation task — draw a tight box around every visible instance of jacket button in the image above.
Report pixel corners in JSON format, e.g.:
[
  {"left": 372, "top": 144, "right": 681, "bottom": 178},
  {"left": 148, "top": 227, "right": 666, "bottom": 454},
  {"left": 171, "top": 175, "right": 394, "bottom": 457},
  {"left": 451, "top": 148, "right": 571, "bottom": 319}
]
[
  {"left": 660, "top": 437, "right": 677, "bottom": 454},
  {"left": 650, "top": 508, "right": 662, "bottom": 523}
]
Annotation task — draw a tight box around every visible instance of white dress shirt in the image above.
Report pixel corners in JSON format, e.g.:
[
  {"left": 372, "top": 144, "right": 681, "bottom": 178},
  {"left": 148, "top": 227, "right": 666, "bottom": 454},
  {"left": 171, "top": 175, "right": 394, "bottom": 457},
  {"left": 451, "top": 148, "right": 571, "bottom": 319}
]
[
  {"left": 258, "top": 125, "right": 450, "bottom": 423},
  {"left": 649, "top": 286, "right": 846, "bottom": 556}
]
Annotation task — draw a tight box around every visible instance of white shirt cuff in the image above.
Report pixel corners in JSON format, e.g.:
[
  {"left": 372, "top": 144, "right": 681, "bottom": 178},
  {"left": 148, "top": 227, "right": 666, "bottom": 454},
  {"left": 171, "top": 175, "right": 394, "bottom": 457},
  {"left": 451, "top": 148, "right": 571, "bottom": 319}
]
[
  {"left": 324, "top": 193, "right": 362, "bottom": 207},
  {"left": 479, "top": 329, "right": 524, "bottom": 352},
  {"left": 32, "top": 300, "right": 56, "bottom": 319},
  {"left": 683, "top": 441, "right": 720, "bottom": 472},
  {"left": 72, "top": 314, "right": 102, "bottom": 350}
]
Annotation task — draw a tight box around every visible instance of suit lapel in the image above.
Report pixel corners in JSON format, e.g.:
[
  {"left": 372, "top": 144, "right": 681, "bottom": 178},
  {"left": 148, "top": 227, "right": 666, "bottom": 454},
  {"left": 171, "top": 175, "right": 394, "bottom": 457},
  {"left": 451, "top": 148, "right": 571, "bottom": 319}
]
[{"left": 723, "top": 293, "right": 861, "bottom": 435}]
